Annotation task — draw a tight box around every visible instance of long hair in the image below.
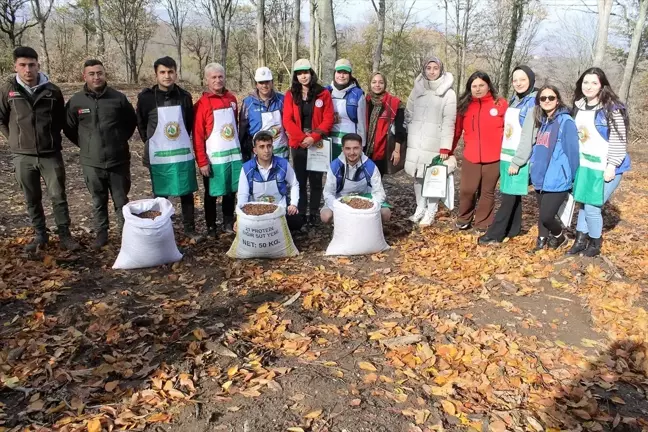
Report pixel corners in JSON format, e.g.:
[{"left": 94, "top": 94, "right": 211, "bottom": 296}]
[
  {"left": 290, "top": 69, "right": 323, "bottom": 105},
  {"left": 534, "top": 85, "right": 568, "bottom": 127},
  {"left": 457, "top": 71, "right": 498, "bottom": 114},
  {"left": 573, "top": 67, "right": 629, "bottom": 132}
]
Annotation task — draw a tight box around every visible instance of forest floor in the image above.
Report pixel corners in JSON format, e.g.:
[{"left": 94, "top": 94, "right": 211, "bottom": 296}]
[{"left": 1, "top": 86, "right": 648, "bottom": 432}]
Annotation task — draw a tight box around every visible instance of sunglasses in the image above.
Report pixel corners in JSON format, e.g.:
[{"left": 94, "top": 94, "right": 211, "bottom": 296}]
[{"left": 539, "top": 95, "right": 557, "bottom": 102}]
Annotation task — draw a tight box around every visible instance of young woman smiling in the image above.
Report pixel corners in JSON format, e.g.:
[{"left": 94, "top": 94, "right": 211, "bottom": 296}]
[
  {"left": 568, "top": 68, "right": 630, "bottom": 257},
  {"left": 529, "top": 85, "right": 579, "bottom": 251}
]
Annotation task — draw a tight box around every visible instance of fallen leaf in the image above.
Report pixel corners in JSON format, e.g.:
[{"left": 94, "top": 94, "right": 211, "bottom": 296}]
[
  {"left": 358, "top": 361, "right": 377, "bottom": 371},
  {"left": 440, "top": 400, "right": 456, "bottom": 416},
  {"left": 104, "top": 380, "right": 119, "bottom": 392},
  {"left": 305, "top": 409, "right": 323, "bottom": 419},
  {"left": 87, "top": 418, "right": 102, "bottom": 432}
]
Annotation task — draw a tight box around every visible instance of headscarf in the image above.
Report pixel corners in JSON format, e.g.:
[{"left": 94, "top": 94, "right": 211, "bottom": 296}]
[
  {"left": 422, "top": 56, "right": 444, "bottom": 81},
  {"left": 366, "top": 72, "right": 403, "bottom": 158},
  {"left": 512, "top": 65, "right": 536, "bottom": 99}
]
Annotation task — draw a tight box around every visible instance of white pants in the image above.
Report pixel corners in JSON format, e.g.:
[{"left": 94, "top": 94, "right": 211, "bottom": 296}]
[{"left": 414, "top": 178, "right": 439, "bottom": 213}]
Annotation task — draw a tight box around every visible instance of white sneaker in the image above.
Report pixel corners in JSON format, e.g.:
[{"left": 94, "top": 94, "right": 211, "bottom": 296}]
[
  {"left": 419, "top": 211, "right": 436, "bottom": 226},
  {"left": 409, "top": 207, "right": 426, "bottom": 223}
]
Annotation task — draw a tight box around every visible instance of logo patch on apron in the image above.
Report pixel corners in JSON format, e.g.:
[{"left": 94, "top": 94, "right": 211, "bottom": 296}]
[
  {"left": 220, "top": 123, "right": 235, "bottom": 140},
  {"left": 504, "top": 124, "right": 513, "bottom": 139},
  {"left": 578, "top": 126, "right": 589, "bottom": 144},
  {"left": 269, "top": 125, "right": 280, "bottom": 138},
  {"left": 164, "top": 122, "right": 181, "bottom": 140},
  {"left": 258, "top": 195, "right": 276, "bottom": 203}
]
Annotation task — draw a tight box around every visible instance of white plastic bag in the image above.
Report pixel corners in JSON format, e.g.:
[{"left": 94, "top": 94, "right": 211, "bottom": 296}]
[
  {"left": 227, "top": 203, "right": 299, "bottom": 259},
  {"left": 325, "top": 196, "right": 389, "bottom": 256},
  {"left": 113, "top": 198, "right": 183, "bottom": 269}
]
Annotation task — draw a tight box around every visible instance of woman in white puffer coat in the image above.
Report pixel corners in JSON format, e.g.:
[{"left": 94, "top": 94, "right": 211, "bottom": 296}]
[{"left": 405, "top": 56, "right": 457, "bottom": 226}]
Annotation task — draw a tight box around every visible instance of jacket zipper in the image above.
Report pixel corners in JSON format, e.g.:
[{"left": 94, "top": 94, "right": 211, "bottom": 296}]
[{"left": 478, "top": 99, "right": 482, "bottom": 163}]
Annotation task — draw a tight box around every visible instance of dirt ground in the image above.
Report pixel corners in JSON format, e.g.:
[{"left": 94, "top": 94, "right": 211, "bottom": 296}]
[{"left": 1, "top": 85, "right": 647, "bottom": 432}]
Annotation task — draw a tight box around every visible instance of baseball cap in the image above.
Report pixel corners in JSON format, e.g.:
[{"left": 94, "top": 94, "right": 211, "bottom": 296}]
[
  {"left": 334, "top": 59, "right": 352, "bottom": 73},
  {"left": 254, "top": 66, "right": 273, "bottom": 82},
  {"left": 293, "top": 59, "right": 312, "bottom": 72}
]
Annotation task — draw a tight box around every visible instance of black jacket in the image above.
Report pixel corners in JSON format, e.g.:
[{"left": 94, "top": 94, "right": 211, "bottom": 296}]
[
  {"left": 135, "top": 84, "right": 193, "bottom": 166},
  {"left": 0, "top": 74, "right": 65, "bottom": 156},
  {"left": 65, "top": 85, "right": 137, "bottom": 169}
]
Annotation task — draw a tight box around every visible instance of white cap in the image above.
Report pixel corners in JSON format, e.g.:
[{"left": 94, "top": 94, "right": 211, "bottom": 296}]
[{"left": 254, "top": 67, "right": 273, "bottom": 82}]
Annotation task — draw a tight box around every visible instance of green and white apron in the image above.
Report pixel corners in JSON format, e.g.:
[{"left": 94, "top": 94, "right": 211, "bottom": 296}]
[
  {"left": 206, "top": 107, "right": 243, "bottom": 197},
  {"left": 148, "top": 105, "right": 198, "bottom": 197},
  {"left": 330, "top": 98, "right": 356, "bottom": 160},
  {"left": 499, "top": 107, "right": 529, "bottom": 196},
  {"left": 573, "top": 110, "right": 607, "bottom": 206},
  {"left": 260, "top": 110, "right": 289, "bottom": 158},
  {"left": 252, "top": 174, "right": 286, "bottom": 207}
]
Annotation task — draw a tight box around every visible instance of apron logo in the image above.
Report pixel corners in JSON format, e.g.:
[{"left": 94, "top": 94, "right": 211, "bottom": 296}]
[
  {"left": 269, "top": 125, "right": 280, "bottom": 138},
  {"left": 220, "top": 123, "right": 235, "bottom": 141},
  {"left": 258, "top": 195, "right": 275, "bottom": 203},
  {"left": 314, "top": 140, "right": 324, "bottom": 149},
  {"left": 315, "top": 99, "right": 323, "bottom": 108},
  {"left": 578, "top": 126, "right": 589, "bottom": 144},
  {"left": 489, "top": 108, "right": 498, "bottom": 117},
  {"left": 78, "top": 108, "right": 91, "bottom": 114},
  {"left": 504, "top": 124, "right": 513, "bottom": 139},
  {"left": 164, "top": 122, "right": 181, "bottom": 140},
  {"left": 431, "top": 167, "right": 440, "bottom": 176}
]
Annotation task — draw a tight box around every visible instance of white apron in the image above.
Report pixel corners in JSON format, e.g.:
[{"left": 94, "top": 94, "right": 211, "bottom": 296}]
[
  {"left": 251, "top": 174, "right": 285, "bottom": 207},
  {"left": 148, "top": 105, "right": 198, "bottom": 196},
  {"left": 573, "top": 110, "right": 608, "bottom": 206},
  {"left": 330, "top": 98, "right": 357, "bottom": 159},
  {"left": 499, "top": 108, "right": 529, "bottom": 196},
  {"left": 260, "top": 110, "right": 289, "bottom": 159},
  {"left": 205, "top": 107, "right": 243, "bottom": 196}
]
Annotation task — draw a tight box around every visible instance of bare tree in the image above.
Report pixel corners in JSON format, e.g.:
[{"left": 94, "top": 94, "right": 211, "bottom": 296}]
[
  {"left": 499, "top": 0, "right": 527, "bottom": 97},
  {"left": 593, "top": 0, "right": 614, "bottom": 65},
  {"left": 317, "top": 0, "right": 336, "bottom": 83},
  {"left": 309, "top": 0, "right": 320, "bottom": 74},
  {"left": 69, "top": 0, "right": 95, "bottom": 56},
  {"left": 30, "top": 0, "right": 54, "bottom": 73},
  {"left": 291, "top": 0, "right": 300, "bottom": 66},
  {"left": 265, "top": 0, "right": 296, "bottom": 75},
  {"left": 619, "top": 0, "right": 648, "bottom": 101},
  {"left": 0, "top": 0, "right": 38, "bottom": 47},
  {"left": 184, "top": 24, "right": 212, "bottom": 74},
  {"left": 102, "top": 0, "right": 157, "bottom": 83},
  {"left": 201, "top": 0, "right": 237, "bottom": 66},
  {"left": 446, "top": 0, "right": 479, "bottom": 91},
  {"left": 93, "top": 0, "right": 105, "bottom": 56},
  {"left": 255, "top": 0, "right": 265, "bottom": 66},
  {"left": 164, "top": 0, "right": 189, "bottom": 78},
  {"left": 371, "top": 0, "right": 385, "bottom": 72}
]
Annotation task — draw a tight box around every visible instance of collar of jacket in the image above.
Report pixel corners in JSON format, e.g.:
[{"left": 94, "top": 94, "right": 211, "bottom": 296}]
[
  {"left": 541, "top": 106, "right": 570, "bottom": 125},
  {"left": 153, "top": 84, "right": 180, "bottom": 96},
  {"left": 250, "top": 89, "right": 277, "bottom": 105},
  {"left": 84, "top": 84, "right": 109, "bottom": 98},
  {"left": 471, "top": 91, "right": 495, "bottom": 105},
  {"left": 202, "top": 88, "right": 231, "bottom": 99}
]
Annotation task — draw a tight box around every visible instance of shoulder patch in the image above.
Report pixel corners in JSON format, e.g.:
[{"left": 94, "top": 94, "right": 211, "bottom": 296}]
[
  {"left": 78, "top": 108, "right": 91, "bottom": 114},
  {"left": 8, "top": 91, "right": 20, "bottom": 98}
]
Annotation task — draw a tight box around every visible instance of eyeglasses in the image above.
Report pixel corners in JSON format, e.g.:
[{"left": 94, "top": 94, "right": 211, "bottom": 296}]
[{"left": 539, "top": 95, "right": 557, "bottom": 102}]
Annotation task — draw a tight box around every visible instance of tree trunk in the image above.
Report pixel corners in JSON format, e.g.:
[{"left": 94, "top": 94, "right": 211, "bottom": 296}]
[
  {"left": 309, "top": 0, "right": 316, "bottom": 68},
  {"left": 317, "top": 0, "right": 336, "bottom": 84},
  {"left": 372, "top": 0, "right": 385, "bottom": 72},
  {"left": 593, "top": 0, "right": 613, "bottom": 66},
  {"left": 619, "top": 0, "right": 648, "bottom": 102},
  {"left": 291, "top": 0, "right": 300, "bottom": 67},
  {"left": 499, "top": 0, "right": 525, "bottom": 98},
  {"left": 210, "top": 27, "right": 217, "bottom": 64},
  {"left": 93, "top": 0, "right": 105, "bottom": 57},
  {"left": 39, "top": 20, "right": 50, "bottom": 74},
  {"left": 177, "top": 36, "right": 183, "bottom": 79},
  {"left": 257, "top": 0, "right": 265, "bottom": 67},
  {"left": 220, "top": 28, "right": 227, "bottom": 67}
]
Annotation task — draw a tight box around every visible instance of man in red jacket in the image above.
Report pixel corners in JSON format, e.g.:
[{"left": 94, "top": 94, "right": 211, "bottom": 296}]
[{"left": 193, "top": 63, "right": 242, "bottom": 235}]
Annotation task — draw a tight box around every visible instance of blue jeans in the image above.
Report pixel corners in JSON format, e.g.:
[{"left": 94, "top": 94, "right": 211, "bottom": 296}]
[{"left": 575, "top": 174, "right": 622, "bottom": 239}]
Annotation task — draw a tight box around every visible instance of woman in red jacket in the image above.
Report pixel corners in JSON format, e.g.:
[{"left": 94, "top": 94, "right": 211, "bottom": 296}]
[
  {"left": 283, "top": 58, "right": 334, "bottom": 225},
  {"left": 453, "top": 71, "right": 508, "bottom": 230}
]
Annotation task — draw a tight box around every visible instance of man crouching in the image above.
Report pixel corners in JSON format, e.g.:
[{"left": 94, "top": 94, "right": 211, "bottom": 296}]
[{"left": 321, "top": 133, "right": 391, "bottom": 224}]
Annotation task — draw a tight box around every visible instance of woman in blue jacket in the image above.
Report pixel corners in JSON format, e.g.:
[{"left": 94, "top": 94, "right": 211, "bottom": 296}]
[{"left": 529, "top": 85, "right": 580, "bottom": 251}]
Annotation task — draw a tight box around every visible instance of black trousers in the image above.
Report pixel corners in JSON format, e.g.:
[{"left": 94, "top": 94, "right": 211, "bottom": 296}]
[
  {"left": 485, "top": 193, "right": 522, "bottom": 241},
  {"left": 286, "top": 214, "right": 305, "bottom": 232},
  {"left": 291, "top": 147, "right": 323, "bottom": 216},
  {"left": 202, "top": 176, "right": 235, "bottom": 228},
  {"left": 82, "top": 163, "right": 130, "bottom": 231},
  {"left": 535, "top": 191, "right": 568, "bottom": 238}
]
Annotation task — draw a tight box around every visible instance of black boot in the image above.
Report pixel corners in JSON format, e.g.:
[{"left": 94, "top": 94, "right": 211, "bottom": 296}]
[
  {"left": 533, "top": 237, "right": 548, "bottom": 251},
  {"left": 548, "top": 231, "right": 568, "bottom": 249},
  {"left": 566, "top": 231, "right": 589, "bottom": 255},
  {"left": 93, "top": 229, "right": 109, "bottom": 250},
  {"left": 583, "top": 236, "right": 602, "bottom": 257},
  {"left": 222, "top": 218, "right": 235, "bottom": 234},
  {"left": 58, "top": 227, "right": 80, "bottom": 251},
  {"left": 478, "top": 234, "right": 500, "bottom": 245},
  {"left": 25, "top": 230, "right": 49, "bottom": 253}
]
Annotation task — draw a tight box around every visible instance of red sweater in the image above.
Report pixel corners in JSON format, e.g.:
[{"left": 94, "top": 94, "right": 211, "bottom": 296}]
[
  {"left": 193, "top": 90, "right": 238, "bottom": 168},
  {"left": 453, "top": 92, "right": 507, "bottom": 164},
  {"left": 283, "top": 88, "right": 334, "bottom": 149}
]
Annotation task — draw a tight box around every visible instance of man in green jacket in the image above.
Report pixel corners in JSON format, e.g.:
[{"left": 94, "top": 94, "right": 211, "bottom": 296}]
[
  {"left": 0, "top": 46, "right": 80, "bottom": 252},
  {"left": 65, "top": 59, "right": 137, "bottom": 249}
]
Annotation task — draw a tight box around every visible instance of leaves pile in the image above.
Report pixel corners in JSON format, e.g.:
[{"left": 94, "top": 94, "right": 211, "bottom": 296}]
[{"left": 1, "top": 145, "right": 647, "bottom": 431}]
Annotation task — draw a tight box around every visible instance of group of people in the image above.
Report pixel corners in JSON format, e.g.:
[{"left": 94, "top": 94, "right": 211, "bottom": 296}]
[{"left": 0, "top": 45, "right": 629, "bottom": 258}]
